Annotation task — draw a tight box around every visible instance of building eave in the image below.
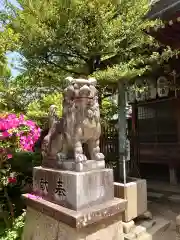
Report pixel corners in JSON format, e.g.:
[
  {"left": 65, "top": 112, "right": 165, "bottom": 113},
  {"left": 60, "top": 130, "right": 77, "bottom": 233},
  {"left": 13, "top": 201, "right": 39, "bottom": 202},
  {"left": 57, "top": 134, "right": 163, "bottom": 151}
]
[{"left": 147, "top": 0, "right": 180, "bottom": 21}]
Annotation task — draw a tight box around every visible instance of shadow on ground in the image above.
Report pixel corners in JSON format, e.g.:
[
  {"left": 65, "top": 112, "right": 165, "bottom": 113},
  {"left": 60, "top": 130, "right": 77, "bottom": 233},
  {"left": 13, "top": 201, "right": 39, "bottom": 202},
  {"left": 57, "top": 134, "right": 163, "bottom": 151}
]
[{"left": 148, "top": 199, "right": 177, "bottom": 239}]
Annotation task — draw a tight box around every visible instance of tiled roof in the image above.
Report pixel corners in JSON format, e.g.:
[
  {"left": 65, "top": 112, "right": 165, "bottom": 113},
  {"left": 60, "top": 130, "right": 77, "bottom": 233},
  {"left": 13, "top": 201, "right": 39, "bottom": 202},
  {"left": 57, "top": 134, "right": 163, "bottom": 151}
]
[{"left": 147, "top": 0, "right": 180, "bottom": 20}]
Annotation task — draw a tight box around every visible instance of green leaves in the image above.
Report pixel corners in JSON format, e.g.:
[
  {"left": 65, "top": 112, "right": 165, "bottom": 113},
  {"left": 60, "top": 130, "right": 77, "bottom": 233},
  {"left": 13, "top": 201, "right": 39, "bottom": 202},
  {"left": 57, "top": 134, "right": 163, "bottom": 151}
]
[
  {"left": 1, "top": 0, "right": 177, "bottom": 89},
  {"left": 26, "top": 92, "right": 63, "bottom": 126},
  {"left": 0, "top": 211, "right": 26, "bottom": 240},
  {"left": 2, "top": 0, "right": 166, "bottom": 87},
  {"left": 0, "top": 80, "right": 25, "bottom": 113},
  {"left": 0, "top": 22, "right": 19, "bottom": 76},
  {"left": 101, "top": 97, "right": 117, "bottom": 123}
]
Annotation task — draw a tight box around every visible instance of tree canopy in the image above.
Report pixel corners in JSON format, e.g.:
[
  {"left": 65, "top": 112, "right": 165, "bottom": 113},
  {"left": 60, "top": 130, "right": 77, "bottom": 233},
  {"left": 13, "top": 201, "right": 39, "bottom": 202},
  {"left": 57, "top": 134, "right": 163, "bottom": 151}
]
[
  {"left": 0, "top": 26, "right": 19, "bottom": 78},
  {"left": 4, "top": 0, "right": 177, "bottom": 89},
  {"left": 0, "top": 10, "right": 20, "bottom": 112},
  {"left": 26, "top": 92, "right": 63, "bottom": 126},
  {"left": 1, "top": 0, "right": 179, "bottom": 122}
]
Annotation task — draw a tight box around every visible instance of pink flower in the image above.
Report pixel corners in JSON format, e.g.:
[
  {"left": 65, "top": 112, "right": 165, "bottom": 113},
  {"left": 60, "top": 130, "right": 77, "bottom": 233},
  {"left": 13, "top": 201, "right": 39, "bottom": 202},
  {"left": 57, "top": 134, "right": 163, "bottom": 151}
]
[
  {"left": 19, "top": 114, "right": 24, "bottom": 121},
  {"left": 7, "top": 154, "right": 12, "bottom": 159},
  {"left": 0, "top": 113, "right": 41, "bottom": 153},
  {"left": 2, "top": 131, "right": 10, "bottom": 137},
  {"left": 8, "top": 114, "right": 16, "bottom": 119},
  {"left": 27, "top": 194, "right": 42, "bottom": 200}
]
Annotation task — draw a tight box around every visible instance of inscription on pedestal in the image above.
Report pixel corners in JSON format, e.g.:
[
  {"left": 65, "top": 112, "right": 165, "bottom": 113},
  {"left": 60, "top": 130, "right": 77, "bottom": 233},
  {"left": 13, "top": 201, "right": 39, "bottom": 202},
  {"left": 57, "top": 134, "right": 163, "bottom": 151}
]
[
  {"left": 54, "top": 178, "right": 66, "bottom": 201},
  {"left": 33, "top": 176, "right": 49, "bottom": 196},
  {"left": 40, "top": 178, "right": 48, "bottom": 194},
  {"left": 33, "top": 167, "right": 114, "bottom": 211}
]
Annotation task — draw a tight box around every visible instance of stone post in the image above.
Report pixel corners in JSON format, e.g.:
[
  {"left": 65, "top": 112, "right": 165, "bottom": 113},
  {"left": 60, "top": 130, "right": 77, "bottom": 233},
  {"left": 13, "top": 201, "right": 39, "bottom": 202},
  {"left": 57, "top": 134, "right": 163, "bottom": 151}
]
[
  {"left": 22, "top": 77, "right": 126, "bottom": 240},
  {"left": 118, "top": 81, "right": 127, "bottom": 183}
]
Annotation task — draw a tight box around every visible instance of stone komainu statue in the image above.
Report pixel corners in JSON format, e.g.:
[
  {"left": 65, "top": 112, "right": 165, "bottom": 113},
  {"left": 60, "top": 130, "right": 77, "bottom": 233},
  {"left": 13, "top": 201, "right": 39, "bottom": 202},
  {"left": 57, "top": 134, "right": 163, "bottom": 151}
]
[{"left": 41, "top": 77, "right": 105, "bottom": 171}]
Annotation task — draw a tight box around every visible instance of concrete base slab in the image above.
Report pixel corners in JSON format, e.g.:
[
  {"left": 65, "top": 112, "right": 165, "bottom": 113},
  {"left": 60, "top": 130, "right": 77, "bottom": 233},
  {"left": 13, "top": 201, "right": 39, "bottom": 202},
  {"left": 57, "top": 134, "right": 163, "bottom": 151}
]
[
  {"left": 147, "top": 217, "right": 170, "bottom": 237},
  {"left": 114, "top": 178, "right": 147, "bottom": 222},
  {"left": 136, "top": 232, "right": 152, "bottom": 240},
  {"left": 33, "top": 167, "right": 114, "bottom": 211},
  {"left": 133, "top": 225, "right": 146, "bottom": 238},
  {"left": 124, "top": 216, "right": 170, "bottom": 240}
]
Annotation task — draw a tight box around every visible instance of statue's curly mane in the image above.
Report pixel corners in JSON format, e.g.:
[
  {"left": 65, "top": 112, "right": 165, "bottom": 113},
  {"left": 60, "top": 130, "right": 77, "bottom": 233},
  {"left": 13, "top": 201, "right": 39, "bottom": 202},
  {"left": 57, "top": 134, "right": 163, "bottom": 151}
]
[{"left": 63, "top": 81, "right": 100, "bottom": 142}]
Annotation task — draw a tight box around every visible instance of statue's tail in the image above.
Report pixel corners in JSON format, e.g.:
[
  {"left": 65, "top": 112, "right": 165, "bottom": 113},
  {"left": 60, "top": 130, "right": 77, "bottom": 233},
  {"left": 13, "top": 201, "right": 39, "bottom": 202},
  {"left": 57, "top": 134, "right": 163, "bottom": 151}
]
[{"left": 49, "top": 105, "right": 58, "bottom": 129}]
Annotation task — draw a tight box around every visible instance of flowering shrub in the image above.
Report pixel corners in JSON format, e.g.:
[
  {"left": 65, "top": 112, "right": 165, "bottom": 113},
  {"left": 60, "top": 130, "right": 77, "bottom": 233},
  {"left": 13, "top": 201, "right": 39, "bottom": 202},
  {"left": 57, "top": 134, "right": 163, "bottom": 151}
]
[
  {"left": 0, "top": 113, "right": 41, "bottom": 221},
  {"left": 0, "top": 211, "right": 26, "bottom": 240},
  {"left": 0, "top": 113, "right": 40, "bottom": 186},
  {"left": 0, "top": 113, "right": 41, "bottom": 153}
]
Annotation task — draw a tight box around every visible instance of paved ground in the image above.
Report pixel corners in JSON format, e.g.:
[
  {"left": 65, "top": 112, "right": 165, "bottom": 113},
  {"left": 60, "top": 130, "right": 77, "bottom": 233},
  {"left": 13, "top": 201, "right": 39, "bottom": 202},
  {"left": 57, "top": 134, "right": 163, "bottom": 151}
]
[
  {"left": 146, "top": 180, "right": 180, "bottom": 239},
  {"left": 148, "top": 181, "right": 180, "bottom": 195},
  {"left": 147, "top": 180, "right": 180, "bottom": 204},
  {"left": 148, "top": 199, "right": 178, "bottom": 239}
]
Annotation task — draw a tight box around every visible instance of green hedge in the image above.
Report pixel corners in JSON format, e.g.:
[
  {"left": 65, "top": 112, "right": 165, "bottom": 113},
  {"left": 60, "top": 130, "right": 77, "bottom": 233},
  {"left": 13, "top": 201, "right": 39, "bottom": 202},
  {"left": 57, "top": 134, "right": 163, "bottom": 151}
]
[
  {"left": 0, "top": 212, "right": 25, "bottom": 240},
  {"left": 9, "top": 152, "right": 42, "bottom": 174}
]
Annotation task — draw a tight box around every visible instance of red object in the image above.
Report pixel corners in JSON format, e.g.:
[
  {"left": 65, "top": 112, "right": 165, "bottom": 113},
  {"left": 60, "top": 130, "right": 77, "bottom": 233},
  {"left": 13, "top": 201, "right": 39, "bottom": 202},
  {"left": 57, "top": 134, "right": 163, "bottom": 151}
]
[
  {"left": 8, "top": 177, "right": 17, "bottom": 184},
  {"left": 7, "top": 154, "right": 12, "bottom": 159}
]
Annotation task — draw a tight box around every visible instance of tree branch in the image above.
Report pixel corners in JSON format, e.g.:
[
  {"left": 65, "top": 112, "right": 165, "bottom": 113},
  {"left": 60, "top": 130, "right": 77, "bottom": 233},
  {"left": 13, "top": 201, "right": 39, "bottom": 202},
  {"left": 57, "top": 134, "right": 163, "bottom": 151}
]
[
  {"left": 50, "top": 50, "right": 87, "bottom": 62},
  {"left": 46, "top": 59, "right": 85, "bottom": 75},
  {"left": 67, "top": 46, "right": 89, "bottom": 62}
]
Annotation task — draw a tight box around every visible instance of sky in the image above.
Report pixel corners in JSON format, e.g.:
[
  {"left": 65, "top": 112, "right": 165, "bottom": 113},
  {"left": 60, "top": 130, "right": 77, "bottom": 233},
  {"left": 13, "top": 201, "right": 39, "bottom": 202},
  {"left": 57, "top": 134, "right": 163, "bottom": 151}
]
[
  {"left": 6, "top": 52, "right": 23, "bottom": 77},
  {"left": 0, "top": 0, "right": 21, "bottom": 10},
  {"left": 0, "top": 0, "right": 22, "bottom": 77}
]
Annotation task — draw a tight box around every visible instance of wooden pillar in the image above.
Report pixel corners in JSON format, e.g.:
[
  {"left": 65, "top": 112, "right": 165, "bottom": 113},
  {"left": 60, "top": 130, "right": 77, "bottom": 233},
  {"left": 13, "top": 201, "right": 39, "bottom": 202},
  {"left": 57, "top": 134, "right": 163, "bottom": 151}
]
[{"left": 118, "top": 81, "right": 127, "bottom": 182}]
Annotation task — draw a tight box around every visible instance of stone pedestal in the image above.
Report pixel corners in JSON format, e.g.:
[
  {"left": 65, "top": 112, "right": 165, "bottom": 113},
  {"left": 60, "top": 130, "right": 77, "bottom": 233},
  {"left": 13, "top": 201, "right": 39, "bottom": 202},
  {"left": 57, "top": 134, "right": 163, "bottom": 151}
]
[
  {"left": 33, "top": 167, "right": 114, "bottom": 211},
  {"left": 114, "top": 178, "right": 147, "bottom": 222},
  {"left": 22, "top": 197, "right": 125, "bottom": 240},
  {"left": 23, "top": 166, "right": 127, "bottom": 240},
  {"left": 22, "top": 204, "right": 124, "bottom": 240}
]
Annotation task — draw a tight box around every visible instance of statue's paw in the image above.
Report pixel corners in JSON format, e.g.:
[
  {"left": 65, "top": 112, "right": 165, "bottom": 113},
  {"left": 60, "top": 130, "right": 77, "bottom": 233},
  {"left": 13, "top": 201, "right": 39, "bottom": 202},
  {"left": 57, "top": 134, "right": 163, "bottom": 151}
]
[
  {"left": 57, "top": 153, "right": 66, "bottom": 162},
  {"left": 75, "top": 154, "right": 87, "bottom": 163},
  {"left": 83, "top": 155, "right": 87, "bottom": 161},
  {"left": 95, "top": 153, "right": 105, "bottom": 161}
]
